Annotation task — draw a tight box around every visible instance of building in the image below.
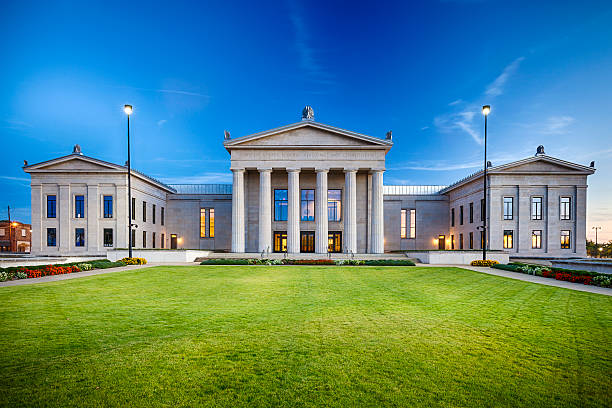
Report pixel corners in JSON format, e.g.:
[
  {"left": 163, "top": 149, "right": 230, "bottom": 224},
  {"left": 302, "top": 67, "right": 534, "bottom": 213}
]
[
  {"left": 0, "top": 220, "right": 31, "bottom": 252},
  {"left": 23, "top": 107, "right": 596, "bottom": 258}
]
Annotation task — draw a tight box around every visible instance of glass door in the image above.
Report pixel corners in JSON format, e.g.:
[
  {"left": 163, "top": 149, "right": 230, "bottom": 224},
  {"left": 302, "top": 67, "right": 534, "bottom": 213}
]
[
  {"left": 274, "top": 231, "right": 287, "bottom": 252},
  {"left": 328, "top": 232, "right": 342, "bottom": 253},
  {"left": 300, "top": 231, "right": 314, "bottom": 253}
]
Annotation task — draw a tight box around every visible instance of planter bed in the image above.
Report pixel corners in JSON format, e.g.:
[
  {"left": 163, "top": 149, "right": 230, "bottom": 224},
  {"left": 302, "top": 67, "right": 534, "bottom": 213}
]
[
  {"left": 492, "top": 262, "right": 612, "bottom": 288},
  {"left": 199, "top": 258, "right": 416, "bottom": 266}
]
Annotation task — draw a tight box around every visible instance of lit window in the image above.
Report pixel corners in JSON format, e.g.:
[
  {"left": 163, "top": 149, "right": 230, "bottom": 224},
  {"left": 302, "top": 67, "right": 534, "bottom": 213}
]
[
  {"left": 503, "top": 230, "right": 513, "bottom": 249},
  {"left": 503, "top": 197, "right": 513, "bottom": 220},
  {"left": 400, "top": 209, "right": 407, "bottom": 238},
  {"left": 532, "top": 230, "right": 541, "bottom": 249},
  {"left": 328, "top": 189, "right": 342, "bottom": 221},
  {"left": 301, "top": 189, "right": 314, "bottom": 221},
  {"left": 560, "top": 197, "right": 571, "bottom": 220},
  {"left": 410, "top": 209, "right": 416, "bottom": 238},
  {"left": 200, "top": 209, "right": 215, "bottom": 238},
  {"left": 274, "top": 190, "right": 288, "bottom": 221},
  {"left": 152, "top": 232, "right": 156, "bottom": 248},
  {"left": 531, "top": 197, "right": 542, "bottom": 220},
  {"left": 209, "top": 209, "right": 215, "bottom": 238},
  {"left": 200, "top": 208, "right": 206, "bottom": 238},
  {"left": 561, "top": 230, "right": 571, "bottom": 249}
]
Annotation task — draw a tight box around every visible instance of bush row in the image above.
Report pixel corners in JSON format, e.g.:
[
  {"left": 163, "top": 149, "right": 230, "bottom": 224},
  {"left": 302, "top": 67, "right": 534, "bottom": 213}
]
[
  {"left": 491, "top": 262, "right": 612, "bottom": 287},
  {"left": 0, "top": 258, "right": 138, "bottom": 282},
  {"left": 199, "top": 258, "right": 416, "bottom": 266},
  {"left": 470, "top": 260, "right": 500, "bottom": 267}
]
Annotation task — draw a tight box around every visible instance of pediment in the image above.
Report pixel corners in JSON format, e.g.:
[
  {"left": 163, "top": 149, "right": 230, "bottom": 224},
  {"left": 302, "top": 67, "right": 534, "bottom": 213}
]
[
  {"left": 224, "top": 121, "right": 392, "bottom": 150},
  {"left": 24, "top": 155, "right": 124, "bottom": 173},
  {"left": 491, "top": 156, "right": 595, "bottom": 175}
]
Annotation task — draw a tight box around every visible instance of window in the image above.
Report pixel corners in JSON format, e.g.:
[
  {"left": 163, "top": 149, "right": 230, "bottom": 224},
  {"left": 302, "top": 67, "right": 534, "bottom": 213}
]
[
  {"left": 410, "top": 209, "right": 416, "bottom": 238},
  {"left": 531, "top": 197, "right": 542, "bottom": 220},
  {"left": 469, "top": 203, "right": 474, "bottom": 223},
  {"left": 161, "top": 233, "right": 165, "bottom": 249},
  {"left": 47, "top": 228, "right": 56, "bottom": 247},
  {"left": 152, "top": 204, "right": 156, "bottom": 224},
  {"left": 328, "top": 231, "right": 342, "bottom": 253},
  {"left": 561, "top": 230, "right": 571, "bottom": 249},
  {"left": 131, "top": 229, "right": 135, "bottom": 248},
  {"left": 480, "top": 231, "right": 485, "bottom": 249},
  {"left": 300, "top": 231, "right": 315, "bottom": 253},
  {"left": 47, "top": 195, "right": 56, "bottom": 218},
  {"left": 532, "top": 230, "right": 542, "bottom": 249},
  {"left": 209, "top": 209, "right": 215, "bottom": 238},
  {"left": 161, "top": 207, "right": 165, "bottom": 225},
  {"left": 75, "top": 195, "right": 85, "bottom": 218},
  {"left": 459, "top": 233, "right": 464, "bottom": 250},
  {"left": 200, "top": 209, "right": 215, "bottom": 238},
  {"left": 132, "top": 197, "right": 136, "bottom": 220},
  {"left": 451, "top": 235, "right": 455, "bottom": 250},
  {"left": 274, "top": 231, "right": 287, "bottom": 252},
  {"left": 503, "top": 230, "right": 513, "bottom": 249},
  {"left": 75, "top": 228, "right": 85, "bottom": 247},
  {"left": 274, "top": 189, "right": 288, "bottom": 221},
  {"left": 142, "top": 201, "right": 147, "bottom": 222},
  {"left": 104, "top": 229, "right": 113, "bottom": 247},
  {"left": 152, "top": 232, "right": 156, "bottom": 248},
  {"left": 200, "top": 208, "right": 206, "bottom": 238},
  {"left": 0, "top": 229, "right": 4, "bottom": 236},
  {"left": 481, "top": 199, "right": 485, "bottom": 221},
  {"left": 560, "top": 197, "right": 571, "bottom": 220},
  {"left": 103, "top": 196, "right": 113, "bottom": 218},
  {"left": 142, "top": 231, "right": 147, "bottom": 248},
  {"left": 328, "top": 190, "right": 342, "bottom": 221},
  {"left": 400, "top": 209, "right": 407, "bottom": 238},
  {"left": 21, "top": 229, "right": 26, "bottom": 237},
  {"left": 469, "top": 232, "right": 473, "bottom": 249},
  {"left": 459, "top": 206, "right": 464, "bottom": 225},
  {"left": 451, "top": 208, "right": 455, "bottom": 227},
  {"left": 503, "top": 197, "right": 513, "bottom": 220},
  {"left": 301, "top": 189, "right": 315, "bottom": 221}
]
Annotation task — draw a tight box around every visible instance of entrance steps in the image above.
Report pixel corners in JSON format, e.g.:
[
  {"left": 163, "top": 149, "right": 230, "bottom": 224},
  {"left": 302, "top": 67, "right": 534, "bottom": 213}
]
[{"left": 195, "top": 252, "right": 412, "bottom": 262}]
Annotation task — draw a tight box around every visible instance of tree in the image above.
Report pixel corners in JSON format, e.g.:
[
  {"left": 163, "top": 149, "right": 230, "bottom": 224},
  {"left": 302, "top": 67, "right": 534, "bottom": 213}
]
[{"left": 587, "top": 239, "right": 612, "bottom": 258}]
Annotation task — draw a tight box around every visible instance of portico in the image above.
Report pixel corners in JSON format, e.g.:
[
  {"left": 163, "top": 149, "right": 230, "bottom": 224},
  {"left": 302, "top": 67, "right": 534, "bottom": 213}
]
[{"left": 224, "top": 108, "right": 393, "bottom": 254}]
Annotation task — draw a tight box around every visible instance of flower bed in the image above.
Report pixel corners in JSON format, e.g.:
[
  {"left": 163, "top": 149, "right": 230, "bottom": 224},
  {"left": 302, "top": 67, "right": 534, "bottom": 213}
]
[
  {"left": 199, "top": 259, "right": 415, "bottom": 266},
  {"left": 470, "top": 260, "right": 500, "bottom": 267},
  {"left": 492, "top": 262, "right": 610, "bottom": 287},
  {"left": 119, "top": 257, "right": 147, "bottom": 265},
  {"left": 0, "top": 259, "right": 128, "bottom": 282}
]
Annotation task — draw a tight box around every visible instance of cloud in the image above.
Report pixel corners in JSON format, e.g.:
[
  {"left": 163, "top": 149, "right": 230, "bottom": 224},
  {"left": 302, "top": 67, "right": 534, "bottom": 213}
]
[
  {"left": 448, "top": 99, "right": 463, "bottom": 106},
  {"left": 2, "top": 119, "right": 32, "bottom": 131},
  {"left": 434, "top": 109, "right": 483, "bottom": 145},
  {"left": 390, "top": 152, "right": 530, "bottom": 172},
  {"left": 157, "top": 119, "right": 167, "bottom": 127},
  {"left": 485, "top": 57, "right": 525, "bottom": 97},
  {"left": 0, "top": 176, "right": 30, "bottom": 182},
  {"left": 541, "top": 116, "right": 574, "bottom": 134},
  {"left": 420, "top": 126, "right": 429, "bottom": 131}
]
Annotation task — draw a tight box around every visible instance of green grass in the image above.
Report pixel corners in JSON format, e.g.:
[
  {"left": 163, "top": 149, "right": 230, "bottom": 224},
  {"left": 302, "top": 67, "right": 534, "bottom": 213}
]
[{"left": 1, "top": 266, "right": 610, "bottom": 407}]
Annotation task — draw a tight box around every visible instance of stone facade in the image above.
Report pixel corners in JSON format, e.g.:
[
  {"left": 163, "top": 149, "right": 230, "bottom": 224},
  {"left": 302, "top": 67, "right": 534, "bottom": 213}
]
[{"left": 23, "top": 114, "right": 596, "bottom": 258}]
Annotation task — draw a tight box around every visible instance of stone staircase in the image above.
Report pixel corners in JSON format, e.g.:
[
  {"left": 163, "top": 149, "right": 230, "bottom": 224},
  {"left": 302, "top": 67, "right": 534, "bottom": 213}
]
[{"left": 194, "top": 252, "right": 412, "bottom": 263}]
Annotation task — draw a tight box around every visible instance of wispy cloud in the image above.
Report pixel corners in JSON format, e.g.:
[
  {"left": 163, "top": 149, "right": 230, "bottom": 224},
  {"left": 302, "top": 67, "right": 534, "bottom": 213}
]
[
  {"left": 157, "top": 119, "right": 167, "bottom": 127},
  {"left": 111, "top": 85, "right": 209, "bottom": 99},
  {"left": 541, "top": 116, "right": 574, "bottom": 134},
  {"left": 485, "top": 56, "right": 525, "bottom": 97},
  {"left": 2, "top": 119, "right": 32, "bottom": 131},
  {"left": 434, "top": 109, "right": 482, "bottom": 145},
  {"left": 0, "top": 176, "right": 30, "bottom": 182},
  {"left": 420, "top": 126, "right": 430, "bottom": 131},
  {"left": 159, "top": 172, "right": 232, "bottom": 184},
  {"left": 448, "top": 99, "right": 463, "bottom": 106},
  {"left": 390, "top": 152, "right": 530, "bottom": 172}
]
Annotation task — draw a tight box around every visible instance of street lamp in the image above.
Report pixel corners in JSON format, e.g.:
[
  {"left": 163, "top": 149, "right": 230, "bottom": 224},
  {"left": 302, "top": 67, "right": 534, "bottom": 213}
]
[
  {"left": 124, "top": 104, "right": 133, "bottom": 258},
  {"left": 482, "top": 105, "right": 490, "bottom": 261},
  {"left": 592, "top": 226, "right": 602, "bottom": 245}
]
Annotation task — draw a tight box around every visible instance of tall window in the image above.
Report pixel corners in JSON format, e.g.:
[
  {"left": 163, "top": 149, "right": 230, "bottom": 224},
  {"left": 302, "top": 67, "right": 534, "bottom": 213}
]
[
  {"left": 469, "top": 232, "right": 473, "bottom": 249},
  {"left": 328, "top": 189, "right": 342, "bottom": 221},
  {"left": 503, "top": 197, "right": 513, "bottom": 220},
  {"left": 410, "top": 209, "right": 416, "bottom": 238},
  {"left": 200, "top": 209, "right": 215, "bottom": 238},
  {"left": 47, "top": 228, "right": 56, "bottom": 247},
  {"left": 47, "top": 195, "right": 56, "bottom": 218},
  {"left": 451, "top": 235, "right": 455, "bottom": 250},
  {"left": 561, "top": 230, "right": 571, "bottom": 249},
  {"left": 103, "top": 228, "right": 113, "bottom": 247},
  {"left": 103, "top": 196, "right": 113, "bottom": 218},
  {"left": 531, "top": 197, "right": 542, "bottom": 220},
  {"left": 532, "top": 230, "right": 542, "bottom": 249},
  {"left": 161, "top": 233, "right": 165, "bottom": 248},
  {"left": 274, "top": 189, "right": 288, "bottom": 221},
  {"left": 503, "top": 230, "right": 513, "bottom": 249},
  {"left": 152, "top": 232, "right": 156, "bottom": 248},
  {"left": 301, "top": 189, "right": 315, "bottom": 221},
  {"left": 161, "top": 207, "right": 165, "bottom": 225},
  {"left": 132, "top": 197, "right": 136, "bottom": 220},
  {"left": 459, "top": 233, "right": 464, "bottom": 250},
  {"left": 142, "top": 231, "right": 147, "bottom": 248},
  {"left": 459, "top": 206, "right": 464, "bottom": 225},
  {"left": 75, "top": 228, "right": 85, "bottom": 247},
  {"left": 560, "top": 197, "right": 571, "bottom": 220},
  {"left": 75, "top": 195, "right": 85, "bottom": 218},
  {"left": 400, "top": 209, "right": 407, "bottom": 238},
  {"left": 142, "top": 201, "right": 147, "bottom": 222},
  {"left": 451, "top": 208, "right": 455, "bottom": 227},
  {"left": 469, "top": 202, "right": 474, "bottom": 223},
  {"left": 209, "top": 209, "right": 215, "bottom": 238},
  {"left": 152, "top": 204, "right": 156, "bottom": 224},
  {"left": 131, "top": 229, "right": 135, "bottom": 248},
  {"left": 481, "top": 199, "right": 485, "bottom": 221},
  {"left": 200, "top": 208, "right": 206, "bottom": 238}
]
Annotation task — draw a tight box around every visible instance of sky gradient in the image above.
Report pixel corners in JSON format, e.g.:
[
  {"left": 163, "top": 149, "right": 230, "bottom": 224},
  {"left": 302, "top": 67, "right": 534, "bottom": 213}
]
[{"left": 2, "top": 0, "right": 611, "bottom": 241}]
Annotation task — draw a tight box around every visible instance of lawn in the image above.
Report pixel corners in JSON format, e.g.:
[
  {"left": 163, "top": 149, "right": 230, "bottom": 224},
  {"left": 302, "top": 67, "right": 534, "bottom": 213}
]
[{"left": 0, "top": 266, "right": 610, "bottom": 407}]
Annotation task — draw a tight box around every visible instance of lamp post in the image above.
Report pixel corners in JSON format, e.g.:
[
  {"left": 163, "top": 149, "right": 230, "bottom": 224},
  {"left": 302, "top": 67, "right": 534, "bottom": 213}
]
[
  {"left": 481, "top": 105, "right": 491, "bottom": 260},
  {"left": 592, "top": 226, "right": 602, "bottom": 245},
  {"left": 124, "top": 104, "right": 133, "bottom": 258}
]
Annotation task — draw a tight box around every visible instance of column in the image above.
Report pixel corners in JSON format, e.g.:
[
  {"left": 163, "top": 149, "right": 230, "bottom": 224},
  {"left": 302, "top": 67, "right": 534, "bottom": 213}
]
[
  {"left": 287, "top": 168, "right": 301, "bottom": 253},
  {"left": 370, "top": 169, "right": 384, "bottom": 254},
  {"left": 315, "top": 168, "right": 329, "bottom": 254},
  {"left": 258, "top": 168, "right": 272, "bottom": 253},
  {"left": 231, "top": 168, "right": 245, "bottom": 253},
  {"left": 344, "top": 169, "right": 357, "bottom": 254}
]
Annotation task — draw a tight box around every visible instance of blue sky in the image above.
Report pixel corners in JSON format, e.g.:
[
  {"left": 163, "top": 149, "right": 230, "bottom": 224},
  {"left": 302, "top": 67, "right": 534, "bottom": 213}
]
[{"left": 2, "top": 0, "right": 611, "bottom": 240}]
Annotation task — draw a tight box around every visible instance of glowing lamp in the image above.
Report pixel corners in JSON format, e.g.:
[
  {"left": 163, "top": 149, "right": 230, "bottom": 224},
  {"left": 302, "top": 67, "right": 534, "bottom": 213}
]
[
  {"left": 482, "top": 105, "right": 491, "bottom": 116},
  {"left": 124, "top": 104, "right": 133, "bottom": 115}
]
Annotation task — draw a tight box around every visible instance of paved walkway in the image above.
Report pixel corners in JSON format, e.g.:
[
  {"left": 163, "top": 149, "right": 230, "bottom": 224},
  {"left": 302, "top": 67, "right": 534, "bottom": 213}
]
[{"left": 418, "top": 264, "right": 612, "bottom": 296}]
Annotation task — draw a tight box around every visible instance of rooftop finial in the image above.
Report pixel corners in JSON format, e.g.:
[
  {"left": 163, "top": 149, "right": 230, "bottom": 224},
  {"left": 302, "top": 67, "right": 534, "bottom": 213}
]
[
  {"left": 536, "top": 145, "right": 545, "bottom": 156},
  {"left": 302, "top": 106, "right": 314, "bottom": 121},
  {"left": 72, "top": 144, "right": 82, "bottom": 155},
  {"left": 224, "top": 130, "right": 231, "bottom": 140},
  {"left": 386, "top": 130, "right": 392, "bottom": 140}
]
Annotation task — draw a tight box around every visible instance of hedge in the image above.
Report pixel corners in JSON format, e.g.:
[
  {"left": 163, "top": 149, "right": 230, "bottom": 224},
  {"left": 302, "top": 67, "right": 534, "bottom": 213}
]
[
  {"left": 199, "top": 259, "right": 416, "bottom": 266},
  {"left": 0, "top": 259, "right": 128, "bottom": 282}
]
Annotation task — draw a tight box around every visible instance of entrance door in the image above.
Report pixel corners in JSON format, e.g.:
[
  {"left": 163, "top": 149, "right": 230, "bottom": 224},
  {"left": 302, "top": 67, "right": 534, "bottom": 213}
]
[
  {"left": 274, "top": 231, "right": 287, "bottom": 252},
  {"left": 300, "top": 231, "right": 314, "bottom": 253},
  {"left": 438, "top": 235, "right": 445, "bottom": 250},
  {"left": 170, "top": 234, "right": 178, "bottom": 249},
  {"left": 328, "top": 232, "right": 342, "bottom": 253}
]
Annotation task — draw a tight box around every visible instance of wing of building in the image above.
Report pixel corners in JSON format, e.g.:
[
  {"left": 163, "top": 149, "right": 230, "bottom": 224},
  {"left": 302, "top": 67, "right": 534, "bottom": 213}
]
[{"left": 23, "top": 108, "right": 596, "bottom": 258}]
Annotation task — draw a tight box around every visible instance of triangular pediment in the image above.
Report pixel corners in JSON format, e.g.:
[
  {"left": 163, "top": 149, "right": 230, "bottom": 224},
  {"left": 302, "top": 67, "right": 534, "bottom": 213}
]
[
  {"left": 24, "top": 155, "right": 124, "bottom": 173},
  {"left": 490, "top": 156, "right": 595, "bottom": 175},
  {"left": 224, "top": 121, "right": 392, "bottom": 150}
]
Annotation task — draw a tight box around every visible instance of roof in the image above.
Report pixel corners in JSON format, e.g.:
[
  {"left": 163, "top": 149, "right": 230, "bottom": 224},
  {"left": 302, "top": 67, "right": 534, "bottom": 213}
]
[
  {"left": 169, "top": 184, "right": 232, "bottom": 195},
  {"left": 440, "top": 155, "right": 596, "bottom": 194},
  {"left": 383, "top": 185, "right": 447, "bottom": 195},
  {"left": 23, "top": 153, "right": 176, "bottom": 193},
  {"left": 223, "top": 120, "right": 393, "bottom": 151}
]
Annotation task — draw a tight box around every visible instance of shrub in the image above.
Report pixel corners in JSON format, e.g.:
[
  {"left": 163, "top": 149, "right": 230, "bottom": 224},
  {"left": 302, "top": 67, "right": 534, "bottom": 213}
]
[
  {"left": 0, "top": 271, "right": 8, "bottom": 282},
  {"left": 283, "top": 259, "right": 336, "bottom": 265},
  {"left": 200, "top": 259, "right": 249, "bottom": 265},
  {"left": 77, "top": 263, "right": 93, "bottom": 271},
  {"left": 15, "top": 272, "right": 27, "bottom": 279},
  {"left": 470, "top": 260, "right": 499, "bottom": 267},
  {"left": 593, "top": 275, "right": 612, "bottom": 288},
  {"left": 335, "top": 259, "right": 365, "bottom": 266},
  {"left": 363, "top": 259, "right": 416, "bottom": 266},
  {"left": 120, "top": 257, "right": 147, "bottom": 265},
  {"left": 492, "top": 263, "right": 523, "bottom": 272}
]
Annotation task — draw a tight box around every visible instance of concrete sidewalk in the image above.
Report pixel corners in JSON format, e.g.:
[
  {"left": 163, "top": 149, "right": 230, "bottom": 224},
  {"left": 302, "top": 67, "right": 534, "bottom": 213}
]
[{"left": 418, "top": 264, "right": 612, "bottom": 296}]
